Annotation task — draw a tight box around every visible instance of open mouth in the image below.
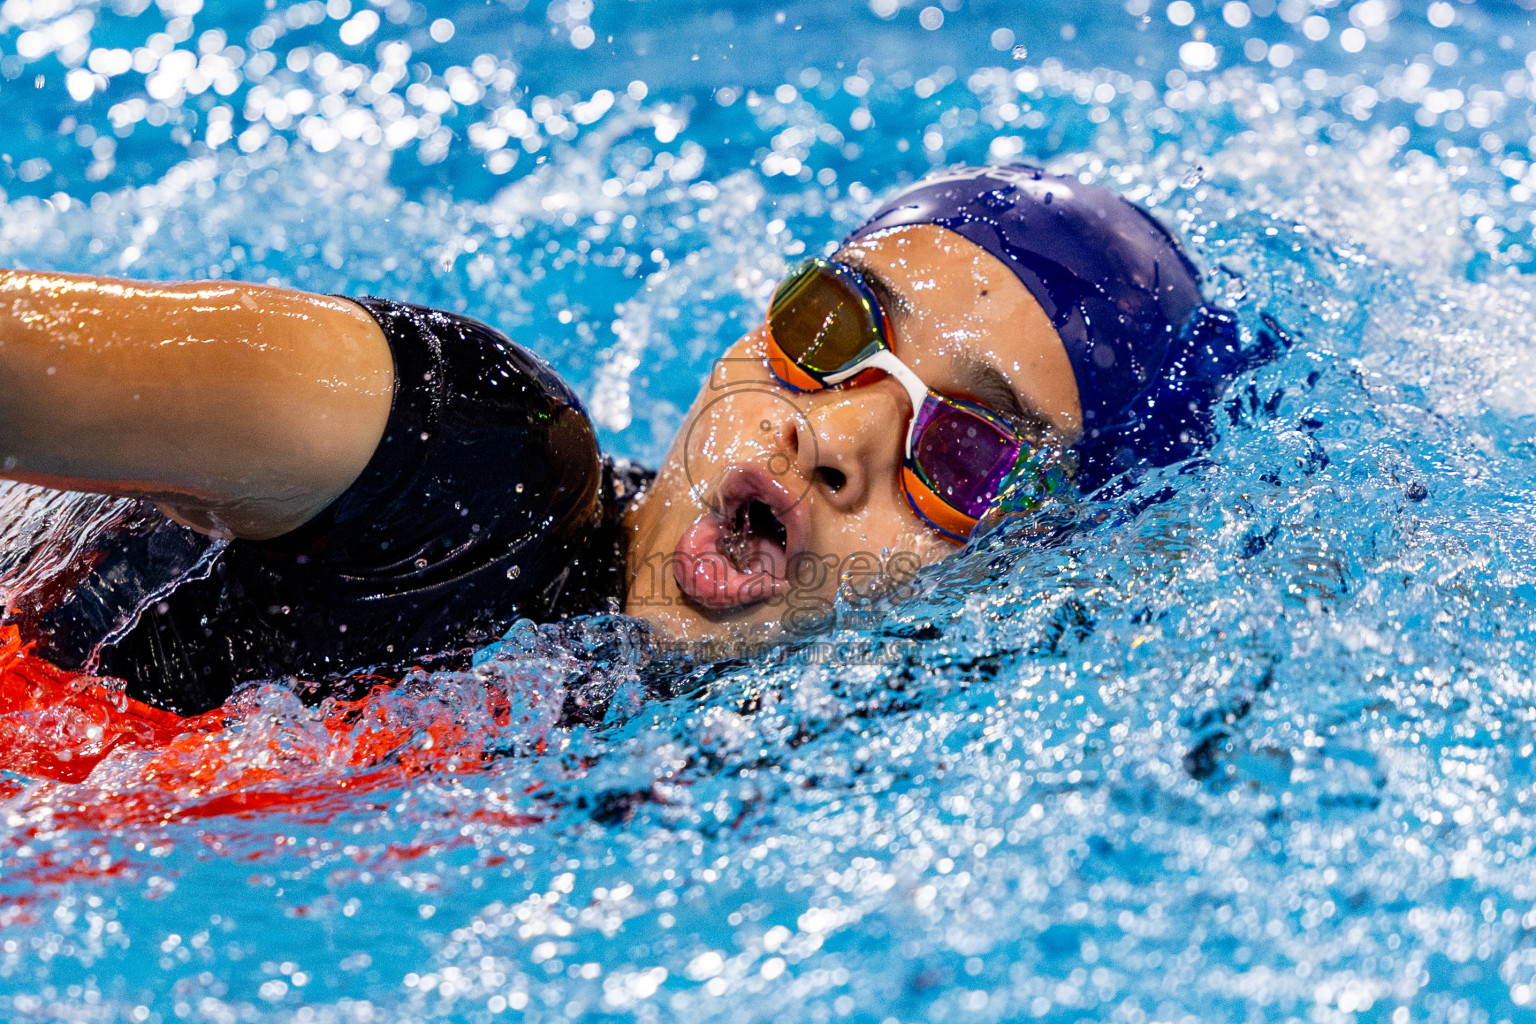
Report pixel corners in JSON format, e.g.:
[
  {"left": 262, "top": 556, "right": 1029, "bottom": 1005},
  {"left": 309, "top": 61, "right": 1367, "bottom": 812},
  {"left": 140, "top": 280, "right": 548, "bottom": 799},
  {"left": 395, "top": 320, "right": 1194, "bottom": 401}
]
[
  {"left": 722, "top": 498, "right": 789, "bottom": 572},
  {"left": 672, "top": 467, "right": 805, "bottom": 612}
]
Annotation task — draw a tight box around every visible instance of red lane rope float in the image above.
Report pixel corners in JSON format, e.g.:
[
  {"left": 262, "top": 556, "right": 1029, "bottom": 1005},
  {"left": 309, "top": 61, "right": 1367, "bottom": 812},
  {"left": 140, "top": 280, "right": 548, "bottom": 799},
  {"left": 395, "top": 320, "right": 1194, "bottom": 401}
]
[
  {"left": 0, "top": 623, "right": 223, "bottom": 784},
  {"left": 0, "top": 624, "right": 556, "bottom": 827}
]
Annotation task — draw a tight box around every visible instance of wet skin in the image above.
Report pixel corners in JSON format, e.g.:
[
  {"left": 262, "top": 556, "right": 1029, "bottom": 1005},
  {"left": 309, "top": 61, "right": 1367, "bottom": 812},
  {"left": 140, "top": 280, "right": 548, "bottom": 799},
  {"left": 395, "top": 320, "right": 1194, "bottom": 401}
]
[
  {"left": 622, "top": 223, "right": 1084, "bottom": 642},
  {"left": 0, "top": 271, "right": 393, "bottom": 539}
]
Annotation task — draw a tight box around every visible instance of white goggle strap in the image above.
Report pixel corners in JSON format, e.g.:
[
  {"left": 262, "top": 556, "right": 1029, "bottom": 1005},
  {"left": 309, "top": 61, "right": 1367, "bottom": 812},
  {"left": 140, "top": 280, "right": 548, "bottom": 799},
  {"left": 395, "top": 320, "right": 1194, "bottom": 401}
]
[{"left": 822, "top": 347, "right": 932, "bottom": 454}]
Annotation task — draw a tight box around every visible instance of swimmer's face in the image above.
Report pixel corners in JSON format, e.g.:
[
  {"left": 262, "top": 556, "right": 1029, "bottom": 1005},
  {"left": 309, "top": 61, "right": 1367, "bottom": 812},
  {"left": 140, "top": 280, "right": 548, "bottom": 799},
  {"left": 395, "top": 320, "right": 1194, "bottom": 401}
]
[{"left": 623, "top": 224, "right": 1083, "bottom": 643}]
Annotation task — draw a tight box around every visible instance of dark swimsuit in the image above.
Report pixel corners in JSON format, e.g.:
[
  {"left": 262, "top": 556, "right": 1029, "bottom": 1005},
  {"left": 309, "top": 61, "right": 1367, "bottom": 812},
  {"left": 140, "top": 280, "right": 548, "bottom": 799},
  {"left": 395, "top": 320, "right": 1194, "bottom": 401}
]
[{"left": 11, "top": 299, "right": 651, "bottom": 717}]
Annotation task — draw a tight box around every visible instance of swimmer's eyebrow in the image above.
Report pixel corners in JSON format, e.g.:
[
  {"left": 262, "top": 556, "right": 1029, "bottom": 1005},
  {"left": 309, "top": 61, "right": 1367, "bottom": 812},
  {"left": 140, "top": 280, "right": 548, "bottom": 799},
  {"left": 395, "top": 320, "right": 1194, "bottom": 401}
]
[
  {"left": 948, "top": 350, "right": 1053, "bottom": 438},
  {"left": 837, "top": 251, "right": 915, "bottom": 327},
  {"left": 840, "top": 252, "right": 1050, "bottom": 436}
]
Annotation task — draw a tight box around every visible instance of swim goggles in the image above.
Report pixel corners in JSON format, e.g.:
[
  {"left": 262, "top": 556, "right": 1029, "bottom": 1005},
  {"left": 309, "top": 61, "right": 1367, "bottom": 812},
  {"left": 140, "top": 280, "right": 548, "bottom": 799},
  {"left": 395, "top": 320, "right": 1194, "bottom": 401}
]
[{"left": 764, "top": 256, "right": 1062, "bottom": 541}]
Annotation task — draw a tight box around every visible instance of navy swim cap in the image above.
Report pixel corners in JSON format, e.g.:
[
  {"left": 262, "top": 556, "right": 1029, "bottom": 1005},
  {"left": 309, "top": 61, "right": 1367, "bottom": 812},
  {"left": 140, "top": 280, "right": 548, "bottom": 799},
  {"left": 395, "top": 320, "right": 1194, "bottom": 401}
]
[{"left": 850, "top": 165, "right": 1250, "bottom": 491}]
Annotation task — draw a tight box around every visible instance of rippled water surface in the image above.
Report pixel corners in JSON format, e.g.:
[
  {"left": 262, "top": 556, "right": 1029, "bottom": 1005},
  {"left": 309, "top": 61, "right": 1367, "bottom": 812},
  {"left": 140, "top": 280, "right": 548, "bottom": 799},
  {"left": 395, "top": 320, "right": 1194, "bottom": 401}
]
[{"left": 4, "top": 0, "right": 1536, "bottom": 1021}]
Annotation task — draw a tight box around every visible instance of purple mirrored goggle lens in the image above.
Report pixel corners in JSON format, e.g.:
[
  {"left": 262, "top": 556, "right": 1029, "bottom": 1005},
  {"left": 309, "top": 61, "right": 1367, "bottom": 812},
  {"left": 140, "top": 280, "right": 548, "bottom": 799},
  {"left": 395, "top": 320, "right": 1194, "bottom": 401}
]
[{"left": 910, "top": 395, "right": 1025, "bottom": 519}]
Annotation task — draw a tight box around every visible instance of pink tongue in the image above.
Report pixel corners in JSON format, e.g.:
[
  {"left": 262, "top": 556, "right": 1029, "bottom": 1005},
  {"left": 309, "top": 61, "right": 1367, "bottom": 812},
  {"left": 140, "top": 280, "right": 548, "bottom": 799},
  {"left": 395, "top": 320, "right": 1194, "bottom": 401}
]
[{"left": 673, "top": 512, "right": 784, "bottom": 611}]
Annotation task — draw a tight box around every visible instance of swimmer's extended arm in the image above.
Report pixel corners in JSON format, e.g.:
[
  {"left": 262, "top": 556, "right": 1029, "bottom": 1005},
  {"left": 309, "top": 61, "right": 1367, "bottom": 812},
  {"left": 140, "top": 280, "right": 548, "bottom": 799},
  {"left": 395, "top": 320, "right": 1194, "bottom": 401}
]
[{"left": 0, "top": 270, "right": 394, "bottom": 540}]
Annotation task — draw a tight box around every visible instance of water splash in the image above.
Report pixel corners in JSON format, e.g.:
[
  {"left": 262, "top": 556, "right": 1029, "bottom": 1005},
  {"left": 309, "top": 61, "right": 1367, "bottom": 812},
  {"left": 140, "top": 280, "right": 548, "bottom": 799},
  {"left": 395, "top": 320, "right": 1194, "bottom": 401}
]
[{"left": 3, "top": 1, "right": 1536, "bottom": 1022}]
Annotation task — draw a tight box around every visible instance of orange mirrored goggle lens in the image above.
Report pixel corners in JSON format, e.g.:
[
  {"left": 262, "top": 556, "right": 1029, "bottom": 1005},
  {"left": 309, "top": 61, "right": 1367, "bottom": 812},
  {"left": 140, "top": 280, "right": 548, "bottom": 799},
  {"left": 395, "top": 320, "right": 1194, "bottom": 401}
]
[{"left": 767, "top": 258, "right": 888, "bottom": 381}]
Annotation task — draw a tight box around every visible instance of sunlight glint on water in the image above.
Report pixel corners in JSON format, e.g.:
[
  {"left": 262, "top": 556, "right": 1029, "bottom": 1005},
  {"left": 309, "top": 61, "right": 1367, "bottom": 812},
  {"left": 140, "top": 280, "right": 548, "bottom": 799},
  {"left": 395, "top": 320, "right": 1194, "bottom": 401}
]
[{"left": 2, "top": 1, "right": 1536, "bottom": 1021}]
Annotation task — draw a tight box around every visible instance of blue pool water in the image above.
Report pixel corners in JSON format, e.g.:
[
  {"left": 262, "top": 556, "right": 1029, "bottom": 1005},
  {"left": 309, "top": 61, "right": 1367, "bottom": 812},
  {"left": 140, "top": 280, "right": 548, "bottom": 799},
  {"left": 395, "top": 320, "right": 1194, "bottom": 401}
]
[{"left": 4, "top": 0, "right": 1536, "bottom": 1021}]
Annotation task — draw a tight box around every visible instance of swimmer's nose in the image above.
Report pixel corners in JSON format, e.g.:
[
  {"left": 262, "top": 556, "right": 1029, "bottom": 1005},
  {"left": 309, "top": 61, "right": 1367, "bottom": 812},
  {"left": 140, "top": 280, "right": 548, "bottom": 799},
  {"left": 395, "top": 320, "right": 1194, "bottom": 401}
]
[{"left": 794, "top": 376, "right": 909, "bottom": 514}]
